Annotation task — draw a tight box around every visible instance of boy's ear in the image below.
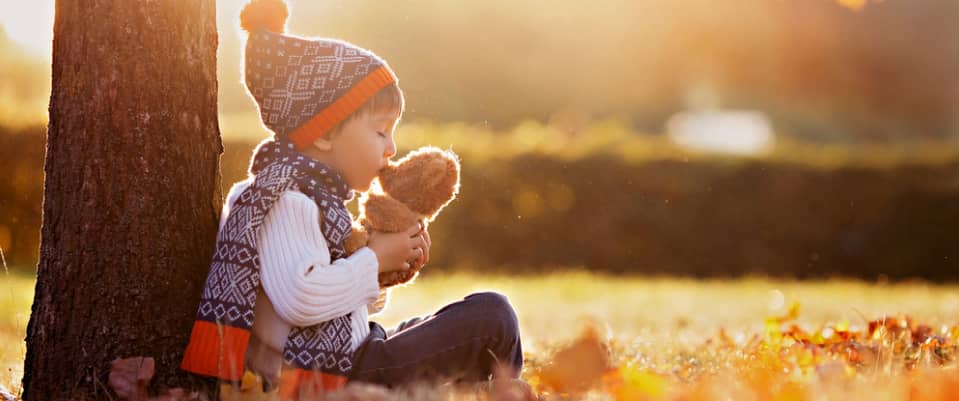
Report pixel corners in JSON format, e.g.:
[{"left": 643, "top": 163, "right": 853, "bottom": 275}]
[{"left": 312, "top": 136, "right": 333, "bottom": 151}]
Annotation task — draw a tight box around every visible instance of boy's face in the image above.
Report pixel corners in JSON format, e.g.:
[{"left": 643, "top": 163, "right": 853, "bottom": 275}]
[{"left": 324, "top": 110, "right": 398, "bottom": 192}]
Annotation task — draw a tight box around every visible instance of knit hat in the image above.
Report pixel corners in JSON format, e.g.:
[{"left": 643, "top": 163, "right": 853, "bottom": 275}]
[{"left": 240, "top": 0, "right": 398, "bottom": 150}]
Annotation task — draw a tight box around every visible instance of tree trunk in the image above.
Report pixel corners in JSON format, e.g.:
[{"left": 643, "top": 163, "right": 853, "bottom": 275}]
[{"left": 23, "top": 1, "right": 222, "bottom": 400}]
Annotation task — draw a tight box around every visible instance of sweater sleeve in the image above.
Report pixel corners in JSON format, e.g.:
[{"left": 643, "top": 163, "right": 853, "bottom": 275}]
[{"left": 257, "top": 191, "right": 381, "bottom": 327}]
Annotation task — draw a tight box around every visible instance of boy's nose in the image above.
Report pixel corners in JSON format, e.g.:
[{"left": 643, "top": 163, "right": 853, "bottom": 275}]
[{"left": 384, "top": 138, "right": 396, "bottom": 159}]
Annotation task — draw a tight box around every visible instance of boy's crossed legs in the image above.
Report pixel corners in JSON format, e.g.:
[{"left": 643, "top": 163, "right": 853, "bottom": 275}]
[{"left": 349, "top": 291, "right": 524, "bottom": 386}]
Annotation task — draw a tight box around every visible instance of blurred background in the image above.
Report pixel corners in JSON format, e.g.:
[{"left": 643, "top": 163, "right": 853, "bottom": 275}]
[{"left": 1, "top": 0, "right": 958, "bottom": 279}]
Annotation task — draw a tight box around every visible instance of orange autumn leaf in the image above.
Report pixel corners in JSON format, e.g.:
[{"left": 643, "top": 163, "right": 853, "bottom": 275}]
[
  {"left": 773, "top": 381, "right": 808, "bottom": 401},
  {"left": 219, "top": 371, "right": 267, "bottom": 401},
  {"left": 766, "top": 302, "right": 802, "bottom": 343},
  {"left": 536, "top": 322, "right": 614, "bottom": 395},
  {"left": 602, "top": 365, "right": 668, "bottom": 401}
]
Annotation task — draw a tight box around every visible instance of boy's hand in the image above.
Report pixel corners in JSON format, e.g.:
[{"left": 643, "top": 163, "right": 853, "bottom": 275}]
[
  {"left": 368, "top": 223, "right": 427, "bottom": 273},
  {"left": 412, "top": 220, "right": 431, "bottom": 268}
]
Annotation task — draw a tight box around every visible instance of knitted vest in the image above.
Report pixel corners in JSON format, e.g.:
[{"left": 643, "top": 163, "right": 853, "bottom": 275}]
[{"left": 182, "top": 139, "right": 357, "bottom": 390}]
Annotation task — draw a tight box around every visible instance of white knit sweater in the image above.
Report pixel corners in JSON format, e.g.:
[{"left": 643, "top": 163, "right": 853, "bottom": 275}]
[{"left": 220, "top": 179, "right": 388, "bottom": 355}]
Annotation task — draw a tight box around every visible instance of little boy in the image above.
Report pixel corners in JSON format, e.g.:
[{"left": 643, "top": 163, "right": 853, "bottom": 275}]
[{"left": 182, "top": 0, "right": 525, "bottom": 397}]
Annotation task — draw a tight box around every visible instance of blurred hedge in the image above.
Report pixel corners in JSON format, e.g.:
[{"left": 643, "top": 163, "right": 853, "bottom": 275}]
[
  {"left": 0, "top": 127, "right": 44, "bottom": 268},
  {"left": 3, "top": 126, "right": 958, "bottom": 280}
]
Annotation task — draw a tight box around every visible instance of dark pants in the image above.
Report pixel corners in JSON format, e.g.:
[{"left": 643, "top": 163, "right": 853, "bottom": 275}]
[{"left": 349, "top": 292, "right": 524, "bottom": 387}]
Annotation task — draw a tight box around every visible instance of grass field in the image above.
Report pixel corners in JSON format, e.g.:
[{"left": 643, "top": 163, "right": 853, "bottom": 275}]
[
  {"left": 0, "top": 268, "right": 32, "bottom": 397},
  {"left": 2, "top": 268, "right": 958, "bottom": 400}
]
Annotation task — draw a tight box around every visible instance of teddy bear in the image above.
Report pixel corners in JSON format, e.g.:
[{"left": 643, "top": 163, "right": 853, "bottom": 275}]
[{"left": 343, "top": 146, "right": 460, "bottom": 288}]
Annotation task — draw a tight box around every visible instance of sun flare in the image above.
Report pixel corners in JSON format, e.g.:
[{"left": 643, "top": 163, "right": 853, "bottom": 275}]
[{"left": 0, "top": 0, "right": 54, "bottom": 58}]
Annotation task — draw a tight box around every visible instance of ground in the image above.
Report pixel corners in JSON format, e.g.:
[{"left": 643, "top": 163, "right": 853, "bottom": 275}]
[{"left": 3, "top": 269, "right": 958, "bottom": 400}]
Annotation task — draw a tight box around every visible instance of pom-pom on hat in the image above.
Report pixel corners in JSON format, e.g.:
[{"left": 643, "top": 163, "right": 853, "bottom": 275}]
[{"left": 240, "top": 0, "right": 398, "bottom": 150}]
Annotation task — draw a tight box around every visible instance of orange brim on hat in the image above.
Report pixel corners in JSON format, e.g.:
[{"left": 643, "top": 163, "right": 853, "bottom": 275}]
[{"left": 287, "top": 66, "right": 397, "bottom": 150}]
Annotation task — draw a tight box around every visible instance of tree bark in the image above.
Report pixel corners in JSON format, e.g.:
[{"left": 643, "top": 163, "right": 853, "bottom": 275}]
[{"left": 23, "top": 1, "right": 222, "bottom": 400}]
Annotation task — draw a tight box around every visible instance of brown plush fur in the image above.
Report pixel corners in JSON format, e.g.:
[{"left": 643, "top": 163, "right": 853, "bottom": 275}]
[{"left": 343, "top": 147, "right": 461, "bottom": 288}]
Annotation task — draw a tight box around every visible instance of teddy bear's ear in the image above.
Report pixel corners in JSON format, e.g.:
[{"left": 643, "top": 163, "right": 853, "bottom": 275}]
[{"left": 379, "top": 147, "right": 460, "bottom": 217}]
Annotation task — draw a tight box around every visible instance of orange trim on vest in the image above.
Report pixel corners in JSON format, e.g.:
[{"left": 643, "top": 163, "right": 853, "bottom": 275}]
[
  {"left": 288, "top": 66, "right": 397, "bottom": 150},
  {"left": 278, "top": 368, "right": 349, "bottom": 400},
  {"left": 180, "top": 320, "right": 251, "bottom": 381}
]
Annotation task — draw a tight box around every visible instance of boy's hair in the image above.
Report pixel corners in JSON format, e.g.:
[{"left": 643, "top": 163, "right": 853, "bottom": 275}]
[
  {"left": 329, "top": 83, "right": 405, "bottom": 136},
  {"left": 366, "top": 83, "right": 405, "bottom": 121}
]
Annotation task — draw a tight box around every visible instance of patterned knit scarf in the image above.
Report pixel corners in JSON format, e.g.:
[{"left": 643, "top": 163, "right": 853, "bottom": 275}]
[{"left": 182, "top": 139, "right": 358, "bottom": 389}]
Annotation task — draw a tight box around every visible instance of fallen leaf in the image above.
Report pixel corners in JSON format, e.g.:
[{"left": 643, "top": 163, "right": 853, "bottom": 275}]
[
  {"left": 323, "top": 383, "right": 391, "bottom": 401},
  {"left": 603, "top": 365, "right": 667, "bottom": 401},
  {"left": 109, "top": 357, "right": 155, "bottom": 401},
  {"left": 536, "top": 322, "right": 613, "bottom": 395}
]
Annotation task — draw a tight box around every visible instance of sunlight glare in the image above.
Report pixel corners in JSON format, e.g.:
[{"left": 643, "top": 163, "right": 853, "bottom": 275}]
[
  {"left": 0, "top": 0, "right": 54, "bottom": 58},
  {"left": 667, "top": 110, "right": 775, "bottom": 156},
  {"left": 837, "top": 0, "right": 869, "bottom": 11}
]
